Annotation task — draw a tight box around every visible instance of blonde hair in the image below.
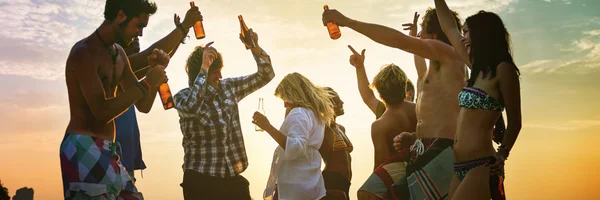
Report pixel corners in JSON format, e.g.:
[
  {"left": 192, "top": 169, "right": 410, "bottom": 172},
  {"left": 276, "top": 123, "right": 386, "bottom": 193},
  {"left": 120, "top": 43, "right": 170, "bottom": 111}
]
[
  {"left": 370, "top": 64, "right": 408, "bottom": 105},
  {"left": 274, "top": 73, "right": 335, "bottom": 125}
]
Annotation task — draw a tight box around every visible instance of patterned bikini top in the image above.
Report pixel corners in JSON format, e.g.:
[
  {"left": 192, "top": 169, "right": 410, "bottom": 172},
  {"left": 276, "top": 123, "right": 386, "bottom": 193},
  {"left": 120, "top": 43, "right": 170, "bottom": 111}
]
[
  {"left": 330, "top": 124, "right": 353, "bottom": 153},
  {"left": 458, "top": 87, "right": 504, "bottom": 112}
]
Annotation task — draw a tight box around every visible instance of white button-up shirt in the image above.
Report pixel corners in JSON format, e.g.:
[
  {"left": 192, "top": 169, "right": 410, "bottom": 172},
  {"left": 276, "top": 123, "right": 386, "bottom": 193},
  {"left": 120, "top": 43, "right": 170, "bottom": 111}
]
[{"left": 263, "top": 107, "right": 326, "bottom": 200}]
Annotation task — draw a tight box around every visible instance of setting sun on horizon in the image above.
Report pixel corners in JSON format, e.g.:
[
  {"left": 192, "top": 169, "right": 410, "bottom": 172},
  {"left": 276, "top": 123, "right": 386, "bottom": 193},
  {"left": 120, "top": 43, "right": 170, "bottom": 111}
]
[{"left": 1, "top": 0, "right": 600, "bottom": 199}]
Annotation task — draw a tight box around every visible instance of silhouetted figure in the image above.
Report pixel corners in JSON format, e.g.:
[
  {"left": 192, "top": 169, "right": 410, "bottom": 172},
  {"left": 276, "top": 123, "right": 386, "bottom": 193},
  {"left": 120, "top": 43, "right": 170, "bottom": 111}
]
[
  {"left": 0, "top": 180, "right": 9, "bottom": 200},
  {"left": 12, "top": 187, "right": 33, "bottom": 200}
]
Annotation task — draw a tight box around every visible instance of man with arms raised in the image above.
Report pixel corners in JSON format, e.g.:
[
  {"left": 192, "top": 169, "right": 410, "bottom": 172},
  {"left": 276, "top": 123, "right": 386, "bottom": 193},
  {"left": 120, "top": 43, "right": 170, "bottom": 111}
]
[{"left": 323, "top": 7, "right": 467, "bottom": 199}]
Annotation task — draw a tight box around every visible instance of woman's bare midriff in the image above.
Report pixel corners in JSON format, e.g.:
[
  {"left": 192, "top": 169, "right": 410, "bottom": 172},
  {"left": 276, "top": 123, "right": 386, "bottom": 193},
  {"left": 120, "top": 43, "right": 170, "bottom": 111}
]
[
  {"left": 453, "top": 109, "right": 501, "bottom": 162},
  {"left": 323, "top": 150, "right": 352, "bottom": 181}
]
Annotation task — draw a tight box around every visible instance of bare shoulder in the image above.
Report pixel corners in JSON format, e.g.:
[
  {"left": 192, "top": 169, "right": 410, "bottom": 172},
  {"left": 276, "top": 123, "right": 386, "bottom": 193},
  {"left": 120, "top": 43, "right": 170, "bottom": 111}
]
[
  {"left": 371, "top": 116, "right": 391, "bottom": 134},
  {"left": 66, "top": 40, "right": 94, "bottom": 71},
  {"left": 337, "top": 124, "right": 346, "bottom": 133},
  {"left": 497, "top": 62, "right": 519, "bottom": 78}
]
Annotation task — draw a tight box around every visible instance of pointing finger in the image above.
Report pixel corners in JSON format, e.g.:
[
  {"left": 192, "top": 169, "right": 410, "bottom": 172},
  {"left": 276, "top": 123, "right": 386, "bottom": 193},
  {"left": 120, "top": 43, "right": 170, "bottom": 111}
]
[{"left": 348, "top": 45, "right": 359, "bottom": 55}]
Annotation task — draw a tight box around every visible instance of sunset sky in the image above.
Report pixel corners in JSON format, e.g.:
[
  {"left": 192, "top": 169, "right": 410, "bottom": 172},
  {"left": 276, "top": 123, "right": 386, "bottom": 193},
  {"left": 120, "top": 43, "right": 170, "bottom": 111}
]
[{"left": 1, "top": 0, "right": 599, "bottom": 199}]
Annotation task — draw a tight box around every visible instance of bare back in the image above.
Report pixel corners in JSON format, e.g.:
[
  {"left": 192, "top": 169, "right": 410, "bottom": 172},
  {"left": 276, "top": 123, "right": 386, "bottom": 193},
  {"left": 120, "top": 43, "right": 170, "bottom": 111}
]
[
  {"left": 371, "top": 102, "right": 417, "bottom": 168},
  {"left": 416, "top": 60, "right": 465, "bottom": 139},
  {"left": 65, "top": 34, "right": 131, "bottom": 141}
]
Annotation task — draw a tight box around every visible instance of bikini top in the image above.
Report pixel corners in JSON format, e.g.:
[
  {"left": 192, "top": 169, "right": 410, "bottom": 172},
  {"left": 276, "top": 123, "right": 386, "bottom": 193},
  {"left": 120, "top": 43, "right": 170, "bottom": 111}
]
[
  {"left": 458, "top": 87, "right": 504, "bottom": 112},
  {"left": 330, "top": 124, "right": 353, "bottom": 153}
]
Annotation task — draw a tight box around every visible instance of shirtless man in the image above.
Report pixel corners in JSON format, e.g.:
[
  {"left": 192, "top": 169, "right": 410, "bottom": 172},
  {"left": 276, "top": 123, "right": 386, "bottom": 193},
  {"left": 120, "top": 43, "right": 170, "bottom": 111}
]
[
  {"left": 323, "top": 7, "right": 466, "bottom": 200},
  {"left": 59, "top": 0, "right": 168, "bottom": 199}
]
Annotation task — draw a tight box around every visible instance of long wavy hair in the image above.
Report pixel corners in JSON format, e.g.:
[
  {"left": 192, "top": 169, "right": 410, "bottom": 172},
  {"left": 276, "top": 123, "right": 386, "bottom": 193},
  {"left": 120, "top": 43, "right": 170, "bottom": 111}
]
[
  {"left": 465, "top": 11, "right": 520, "bottom": 87},
  {"left": 465, "top": 11, "right": 521, "bottom": 144},
  {"left": 274, "top": 73, "right": 335, "bottom": 125}
]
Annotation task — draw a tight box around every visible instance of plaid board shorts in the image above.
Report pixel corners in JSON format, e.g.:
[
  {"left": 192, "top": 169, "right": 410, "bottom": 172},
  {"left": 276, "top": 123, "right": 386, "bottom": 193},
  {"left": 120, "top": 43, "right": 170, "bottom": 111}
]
[{"left": 59, "top": 133, "right": 143, "bottom": 200}]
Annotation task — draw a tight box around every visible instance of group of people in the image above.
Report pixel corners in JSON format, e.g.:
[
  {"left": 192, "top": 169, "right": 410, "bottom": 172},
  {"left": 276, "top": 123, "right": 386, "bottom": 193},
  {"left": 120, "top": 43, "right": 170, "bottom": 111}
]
[{"left": 59, "top": 0, "right": 522, "bottom": 199}]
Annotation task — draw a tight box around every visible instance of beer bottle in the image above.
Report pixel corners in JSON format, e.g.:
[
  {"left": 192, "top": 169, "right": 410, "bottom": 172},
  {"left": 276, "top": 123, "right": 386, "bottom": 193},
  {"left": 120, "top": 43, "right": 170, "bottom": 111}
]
[
  {"left": 238, "top": 15, "right": 256, "bottom": 49},
  {"left": 159, "top": 83, "right": 174, "bottom": 110},
  {"left": 190, "top": 1, "right": 206, "bottom": 39},
  {"left": 255, "top": 98, "right": 265, "bottom": 131},
  {"left": 323, "top": 5, "right": 341, "bottom": 40}
]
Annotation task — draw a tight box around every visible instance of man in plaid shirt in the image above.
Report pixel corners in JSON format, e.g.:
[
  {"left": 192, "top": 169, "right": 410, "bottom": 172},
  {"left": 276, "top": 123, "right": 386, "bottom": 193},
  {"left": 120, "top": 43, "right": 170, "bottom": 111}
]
[{"left": 173, "top": 29, "right": 274, "bottom": 199}]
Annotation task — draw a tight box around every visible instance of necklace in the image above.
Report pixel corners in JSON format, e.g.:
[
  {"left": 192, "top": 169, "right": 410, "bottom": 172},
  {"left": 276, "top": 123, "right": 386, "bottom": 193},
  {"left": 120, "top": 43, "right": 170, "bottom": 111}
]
[{"left": 95, "top": 29, "right": 118, "bottom": 64}]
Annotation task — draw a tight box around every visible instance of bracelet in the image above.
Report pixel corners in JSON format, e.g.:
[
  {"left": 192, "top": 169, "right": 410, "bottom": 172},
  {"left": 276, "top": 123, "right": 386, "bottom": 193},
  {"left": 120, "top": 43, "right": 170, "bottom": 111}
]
[
  {"left": 141, "top": 78, "right": 152, "bottom": 91},
  {"left": 177, "top": 23, "right": 187, "bottom": 34},
  {"left": 177, "top": 24, "right": 188, "bottom": 44},
  {"left": 497, "top": 145, "right": 510, "bottom": 159},
  {"left": 135, "top": 81, "right": 147, "bottom": 94}
]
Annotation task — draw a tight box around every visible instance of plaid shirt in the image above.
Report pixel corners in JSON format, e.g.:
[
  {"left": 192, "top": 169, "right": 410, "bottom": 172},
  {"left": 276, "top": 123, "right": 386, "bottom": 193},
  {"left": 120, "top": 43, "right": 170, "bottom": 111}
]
[{"left": 173, "top": 49, "right": 275, "bottom": 178}]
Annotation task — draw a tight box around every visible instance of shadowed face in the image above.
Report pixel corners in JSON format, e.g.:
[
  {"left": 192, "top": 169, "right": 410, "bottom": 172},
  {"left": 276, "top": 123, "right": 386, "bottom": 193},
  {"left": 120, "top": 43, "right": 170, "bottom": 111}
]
[
  {"left": 330, "top": 91, "right": 344, "bottom": 116},
  {"left": 116, "top": 13, "right": 149, "bottom": 46}
]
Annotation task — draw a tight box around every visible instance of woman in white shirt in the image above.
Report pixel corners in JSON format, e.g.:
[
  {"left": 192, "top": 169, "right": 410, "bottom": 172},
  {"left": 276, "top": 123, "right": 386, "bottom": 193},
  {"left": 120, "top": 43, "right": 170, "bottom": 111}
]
[{"left": 252, "top": 72, "right": 335, "bottom": 200}]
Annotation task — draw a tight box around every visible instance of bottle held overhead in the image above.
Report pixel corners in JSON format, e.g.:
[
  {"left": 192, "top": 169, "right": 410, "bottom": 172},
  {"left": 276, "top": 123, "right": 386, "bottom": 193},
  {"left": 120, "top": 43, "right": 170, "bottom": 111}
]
[
  {"left": 190, "top": 1, "right": 206, "bottom": 39},
  {"left": 324, "top": 5, "right": 341, "bottom": 40},
  {"left": 239, "top": 15, "right": 256, "bottom": 49}
]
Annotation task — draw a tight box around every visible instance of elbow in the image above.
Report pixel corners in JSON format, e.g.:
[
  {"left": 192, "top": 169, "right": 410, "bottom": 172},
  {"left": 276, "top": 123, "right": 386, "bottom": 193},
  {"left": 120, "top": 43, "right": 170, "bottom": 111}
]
[{"left": 137, "top": 106, "right": 151, "bottom": 114}]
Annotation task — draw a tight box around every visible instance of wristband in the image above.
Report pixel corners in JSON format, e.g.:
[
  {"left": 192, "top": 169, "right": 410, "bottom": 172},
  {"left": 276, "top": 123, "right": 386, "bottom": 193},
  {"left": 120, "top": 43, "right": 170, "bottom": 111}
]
[
  {"left": 135, "top": 81, "right": 147, "bottom": 94},
  {"left": 177, "top": 24, "right": 188, "bottom": 44},
  {"left": 141, "top": 78, "right": 152, "bottom": 91},
  {"left": 497, "top": 145, "right": 510, "bottom": 159}
]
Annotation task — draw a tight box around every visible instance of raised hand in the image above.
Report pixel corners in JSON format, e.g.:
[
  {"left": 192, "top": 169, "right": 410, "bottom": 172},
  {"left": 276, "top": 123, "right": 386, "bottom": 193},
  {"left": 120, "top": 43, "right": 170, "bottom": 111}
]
[
  {"left": 240, "top": 28, "right": 261, "bottom": 49},
  {"left": 402, "top": 12, "right": 420, "bottom": 37},
  {"left": 174, "top": 13, "right": 182, "bottom": 26},
  {"left": 322, "top": 9, "right": 351, "bottom": 27},
  {"left": 200, "top": 41, "right": 217, "bottom": 72},
  {"left": 182, "top": 5, "right": 203, "bottom": 29},
  {"left": 348, "top": 45, "right": 365, "bottom": 68}
]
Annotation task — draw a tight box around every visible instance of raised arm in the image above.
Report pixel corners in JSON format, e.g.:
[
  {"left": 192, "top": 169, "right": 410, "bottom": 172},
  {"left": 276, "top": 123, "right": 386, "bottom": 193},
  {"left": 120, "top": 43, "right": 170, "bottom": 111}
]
[
  {"left": 434, "top": 0, "right": 472, "bottom": 68},
  {"left": 129, "top": 7, "right": 203, "bottom": 74},
  {"left": 70, "top": 46, "right": 165, "bottom": 124},
  {"left": 403, "top": 12, "right": 428, "bottom": 92},
  {"left": 323, "top": 9, "right": 456, "bottom": 62},
  {"left": 348, "top": 45, "right": 381, "bottom": 114},
  {"left": 173, "top": 42, "right": 216, "bottom": 114},
  {"left": 133, "top": 14, "right": 185, "bottom": 78},
  {"left": 226, "top": 30, "right": 275, "bottom": 102}
]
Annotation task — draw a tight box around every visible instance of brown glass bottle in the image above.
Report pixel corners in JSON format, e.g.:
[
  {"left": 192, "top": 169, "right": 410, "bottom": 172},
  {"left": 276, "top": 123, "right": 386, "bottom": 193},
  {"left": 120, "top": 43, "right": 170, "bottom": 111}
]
[
  {"left": 323, "top": 5, "right": 341, "bottom": 40},
  {"left": 190, "top": 1, "right": 206, "bottom": 39},
  {"left": 238, "top": 15, "right": 256, "bottom": 49},
  {"left": 159, "top": 83, "right": 174, "bottom": 110}
]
